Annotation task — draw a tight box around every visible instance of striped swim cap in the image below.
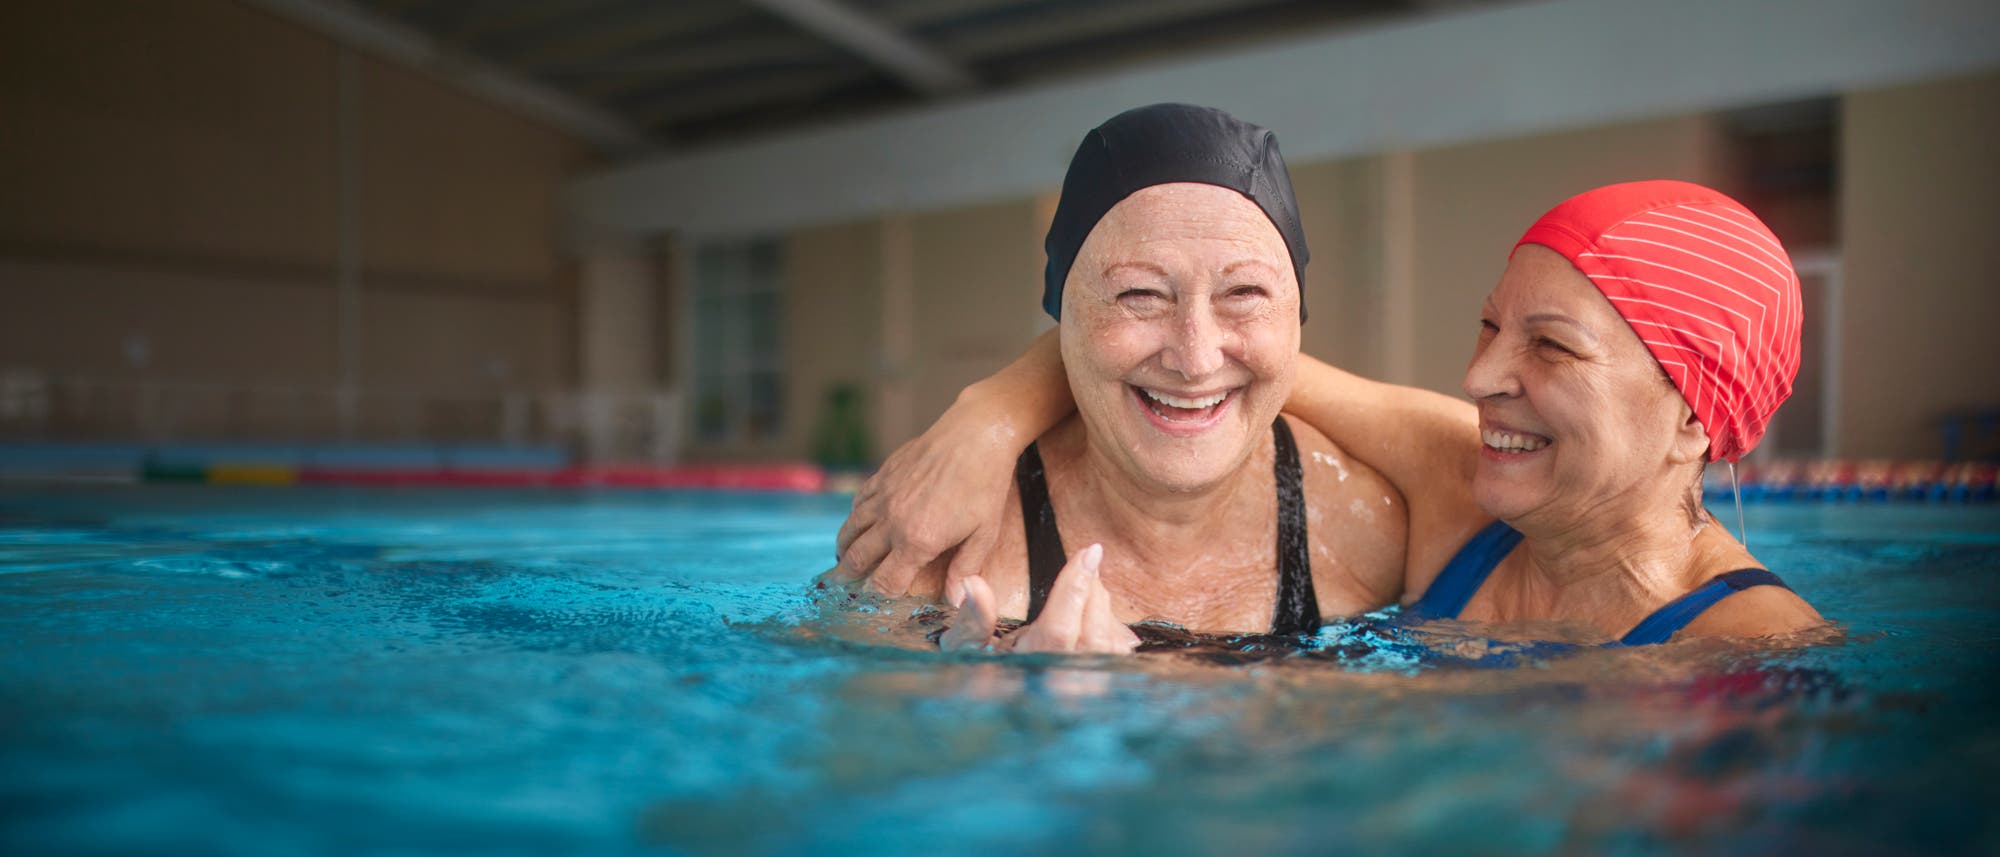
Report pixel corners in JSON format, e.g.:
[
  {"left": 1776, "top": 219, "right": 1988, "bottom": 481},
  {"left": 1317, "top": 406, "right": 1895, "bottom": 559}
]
[{"left": 1514, "top": 180, "right": 1801, "bottom": 462}]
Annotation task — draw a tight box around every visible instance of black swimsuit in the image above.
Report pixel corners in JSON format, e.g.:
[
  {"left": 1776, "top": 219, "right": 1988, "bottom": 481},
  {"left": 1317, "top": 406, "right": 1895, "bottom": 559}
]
[{"left": 1013, "top": 417, "right": 1321, "bottom": 635}]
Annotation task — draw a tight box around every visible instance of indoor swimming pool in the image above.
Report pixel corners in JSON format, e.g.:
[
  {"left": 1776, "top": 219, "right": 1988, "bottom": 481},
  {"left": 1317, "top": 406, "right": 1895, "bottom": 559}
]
[{"left": 1, "top": 485, "right": 1994, "bottom": 855}]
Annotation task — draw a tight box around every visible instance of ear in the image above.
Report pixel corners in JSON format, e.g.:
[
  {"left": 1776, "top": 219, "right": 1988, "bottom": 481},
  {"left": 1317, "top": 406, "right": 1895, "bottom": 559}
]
[{"left": 1667, "top": 404, "right": 1711, "bottom": 466}]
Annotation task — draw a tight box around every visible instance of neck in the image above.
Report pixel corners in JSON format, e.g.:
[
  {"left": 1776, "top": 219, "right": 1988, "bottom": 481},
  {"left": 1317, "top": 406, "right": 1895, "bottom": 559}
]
[
  {"left": 1508, "top": 486, "right": 1713, "bottom": 623},
  {"left": 1044, "top": 417, "right": 1266, "bottom": 561}
]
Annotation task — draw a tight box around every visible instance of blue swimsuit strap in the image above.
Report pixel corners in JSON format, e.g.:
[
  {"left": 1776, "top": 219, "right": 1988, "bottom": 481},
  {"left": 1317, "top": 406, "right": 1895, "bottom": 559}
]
[
  {"left": 1615, "top": 568, "right": 1793, "bottom": 646},
  {"left": 1405, "top": 519, "right": 1522, "bottom": 620}
]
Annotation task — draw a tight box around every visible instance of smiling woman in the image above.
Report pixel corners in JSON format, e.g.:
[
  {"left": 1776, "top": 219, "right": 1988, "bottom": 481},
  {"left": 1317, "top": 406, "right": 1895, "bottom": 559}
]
[
  {"left": 828, "top": 103, "right": 1407, "bottom": 652},
  {"left": 1060, "top": 182, "right": 1301, "bottom": 495},
  {"left": 1398, "top": 181, "right": 1822, "bottom": 643}
]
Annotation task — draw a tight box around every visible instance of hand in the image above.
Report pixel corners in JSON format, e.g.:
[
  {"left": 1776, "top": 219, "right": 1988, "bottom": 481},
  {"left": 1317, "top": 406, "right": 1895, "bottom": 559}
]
[
  {"left": 939, "top": 544, "right": 1139, "bottom": 655},
  {"left": 832, "top": 384, "right": 1021, "bottom": 603}
]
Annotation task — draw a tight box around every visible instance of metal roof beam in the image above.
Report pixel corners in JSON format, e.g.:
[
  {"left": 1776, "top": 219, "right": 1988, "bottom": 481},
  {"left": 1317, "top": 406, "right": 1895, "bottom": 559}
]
[
  {"left": 242, "top": 0, "right": 652, "bottom": 154},
  {"left": 746, "top": 0, "right": 977, "bottom": 96}
]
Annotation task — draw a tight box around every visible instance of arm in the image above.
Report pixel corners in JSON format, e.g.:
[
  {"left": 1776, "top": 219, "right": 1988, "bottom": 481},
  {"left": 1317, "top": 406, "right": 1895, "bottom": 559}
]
[
  {"left": 832, "top": 329, "right": 1073, "bottom": 602},
  {"left": 1284, "top": 355, "right": 1488, "bottom": 595}
]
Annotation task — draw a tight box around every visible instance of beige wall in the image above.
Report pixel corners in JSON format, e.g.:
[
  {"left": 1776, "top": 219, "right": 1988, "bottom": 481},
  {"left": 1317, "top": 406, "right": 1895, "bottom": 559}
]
[
  {"left": 359, "top": 59, "right": 584, "bottom": 288},
  {"left": 905, "top": 198, "right": 1047, "bottom": 441},
  {"left": 1837, "top": 70, "right": 2000, "bottom": 458},
  {"left": 576, "top": 244, "right": 658, "bottom": 393},
  {"left": 0, "top": 1, "right": 339, "bottom": 269},
  {"left": 0, "top": 0, "right": 592, "bottom": 440},
  {"left": 1400, "top": 115, "right": 1732, "bottom": 396},
  {"left": 1292, "top": 155, "right": 1391, "bottom": 378},
  {"left": 781, "top": 219, "right": 886, "bottom": 459},
  {"left": 704, "top": 197, "right": 1045, "bottom": 463}
]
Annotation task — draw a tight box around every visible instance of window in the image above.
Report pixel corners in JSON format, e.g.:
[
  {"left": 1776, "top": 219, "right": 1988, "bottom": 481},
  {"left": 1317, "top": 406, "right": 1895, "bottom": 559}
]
[{"left": 691, "top": 239, "right": 785, "bottom": 444}]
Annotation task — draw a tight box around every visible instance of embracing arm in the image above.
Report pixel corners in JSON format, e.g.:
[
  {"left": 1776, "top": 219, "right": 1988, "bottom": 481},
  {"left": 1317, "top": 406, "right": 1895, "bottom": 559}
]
[
  {"left": 832, "top": 334, "right": 1489, "bottom": 602},
  {"left": 832, "top": 329, "right": 1073, "bottom": 602},
  {"left": 1284, "top": 354, "right": 1488, "bottom": 595}
]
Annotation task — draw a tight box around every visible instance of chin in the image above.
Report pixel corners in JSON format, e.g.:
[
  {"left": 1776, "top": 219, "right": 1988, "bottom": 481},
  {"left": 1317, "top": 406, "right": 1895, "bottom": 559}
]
[
  {"left": 1471, "top": 469, "right": 1539, "bottom": 522},
  {"left": 1128, "top": 442, "right": 1247, "bottom": 494}
]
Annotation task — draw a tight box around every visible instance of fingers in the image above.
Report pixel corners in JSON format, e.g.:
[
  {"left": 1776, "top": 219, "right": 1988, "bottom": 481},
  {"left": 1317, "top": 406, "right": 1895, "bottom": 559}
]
[
  {"left": 1011, "top": 543, "right": 1101, "bottom": 653},
  {"left": 833, "top": 522, "right": 891, "bottom": 583},
  {"left": 942, "top": 527, "right": 998, "bottom": 607},
  {"left": 1079, "top": 579, "right": 1140, "bottom": 654},
  {"left": 834, "top": 493, "right": 880, "bottom": 558},
  {"left": 939, "top": 576, "right": 999, "bottom": 652},
  {"left": 863, "top": 551, "right": 927, "bottom": 598}
]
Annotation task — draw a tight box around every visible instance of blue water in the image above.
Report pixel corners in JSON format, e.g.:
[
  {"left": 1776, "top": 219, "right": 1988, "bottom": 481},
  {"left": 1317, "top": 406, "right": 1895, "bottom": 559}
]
[{"left": 1, "top": 485, "right": 1995, "bottom": 856}]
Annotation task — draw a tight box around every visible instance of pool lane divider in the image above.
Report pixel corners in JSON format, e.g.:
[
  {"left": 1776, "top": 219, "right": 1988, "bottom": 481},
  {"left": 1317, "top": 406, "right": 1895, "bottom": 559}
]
[
  {"left": 145, "top": 462, "right": 830, "bottom": 492},
  {"left": 1703, "top": 460, "right": 1998, "bottom": 503},
  {"left": 112, "top": 453, "right": 1999, "bottom": 501}
]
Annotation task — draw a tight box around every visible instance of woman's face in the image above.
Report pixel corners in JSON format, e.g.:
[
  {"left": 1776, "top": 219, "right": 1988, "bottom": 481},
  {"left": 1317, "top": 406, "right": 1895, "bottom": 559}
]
[
  {"left": 1463, "top": 244, "right": 1707, "bottom": 526},
  {"left": 1060, "top": 183, "right": 1299, "bottom": 494}
]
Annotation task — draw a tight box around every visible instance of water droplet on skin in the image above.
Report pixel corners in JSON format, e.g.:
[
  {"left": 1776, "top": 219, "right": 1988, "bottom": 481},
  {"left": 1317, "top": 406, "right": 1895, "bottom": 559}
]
[{"left": 1310, "top": 450, "right": 1350, "bottom": 482}]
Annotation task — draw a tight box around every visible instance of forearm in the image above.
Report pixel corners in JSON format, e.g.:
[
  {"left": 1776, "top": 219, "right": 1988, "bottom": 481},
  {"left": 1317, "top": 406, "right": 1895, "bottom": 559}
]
[
  {"left": 1284, "top": 354, "right": 1478, "bottom": 504},
  {"left": 952, "top": 328, "right": 1073, "bottom": 453}
]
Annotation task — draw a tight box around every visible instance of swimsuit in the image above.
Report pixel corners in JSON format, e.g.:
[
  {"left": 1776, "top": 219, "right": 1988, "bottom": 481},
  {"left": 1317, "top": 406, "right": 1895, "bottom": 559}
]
[
  {"left": 1013, "top": 417, "right": 1320, "bottom": 635},
  {"left": 1406, "top": 519, "right": 1793, "bottom": 646}
]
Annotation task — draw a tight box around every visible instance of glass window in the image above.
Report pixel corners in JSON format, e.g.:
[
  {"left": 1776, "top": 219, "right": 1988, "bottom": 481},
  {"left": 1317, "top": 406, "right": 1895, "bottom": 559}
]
[{"left": 690, "top": 238, "right": 785, "bottom": 445}]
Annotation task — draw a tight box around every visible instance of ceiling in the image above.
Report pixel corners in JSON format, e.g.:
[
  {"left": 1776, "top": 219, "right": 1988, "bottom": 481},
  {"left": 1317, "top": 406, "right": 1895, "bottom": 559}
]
[{"left": 343, "top": 0, "right": 1516, "bottom": 149}]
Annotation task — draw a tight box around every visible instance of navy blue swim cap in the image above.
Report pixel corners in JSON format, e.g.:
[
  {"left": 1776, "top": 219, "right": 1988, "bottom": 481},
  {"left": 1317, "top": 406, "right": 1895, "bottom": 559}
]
[{"left": 1042, "top": 103, "right": 1308, "bottom": 321}]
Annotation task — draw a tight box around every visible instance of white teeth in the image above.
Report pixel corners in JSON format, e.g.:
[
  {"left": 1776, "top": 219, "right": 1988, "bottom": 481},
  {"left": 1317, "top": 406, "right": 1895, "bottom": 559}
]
[
  {"left": 1143, "top": 389, "right": 1228, "bottom": 409},
  {"left": 1482, "top": 429, "right": 1550, "bottom": 452}
]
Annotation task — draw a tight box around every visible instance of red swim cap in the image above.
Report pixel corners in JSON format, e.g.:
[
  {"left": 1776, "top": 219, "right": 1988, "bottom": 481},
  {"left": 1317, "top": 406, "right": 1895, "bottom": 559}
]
[{"left": 1514, "top": 180, "right": 1800, "bottom": 462}]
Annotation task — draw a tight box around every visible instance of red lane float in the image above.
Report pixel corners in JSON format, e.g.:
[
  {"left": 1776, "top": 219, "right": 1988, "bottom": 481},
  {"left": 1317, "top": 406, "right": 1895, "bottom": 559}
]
[{"left": 292, "top": 463, "right": 826, "bottom": 492}]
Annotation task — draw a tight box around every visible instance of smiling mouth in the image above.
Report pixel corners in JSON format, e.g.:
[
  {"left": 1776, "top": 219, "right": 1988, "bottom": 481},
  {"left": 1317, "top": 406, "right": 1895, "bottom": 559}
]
[
  {"left": 1481, "top": 428, "right": 1551, "bottom": 453},
  {"left": 1132, "top": 385, "right": 1234, "bottom": 423}
]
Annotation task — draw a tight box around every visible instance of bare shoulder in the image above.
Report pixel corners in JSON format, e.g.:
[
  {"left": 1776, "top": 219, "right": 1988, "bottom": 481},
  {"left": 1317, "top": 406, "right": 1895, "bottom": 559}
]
[
  {"left": 1677, "top": 581, "right": 1825, "bottom": 640},
  {"left": 973, "top": 478, "right": 1034, "bottom": 621},
  {"left": 1282, "top": 414, "right": 1406, "bottom": 614}
]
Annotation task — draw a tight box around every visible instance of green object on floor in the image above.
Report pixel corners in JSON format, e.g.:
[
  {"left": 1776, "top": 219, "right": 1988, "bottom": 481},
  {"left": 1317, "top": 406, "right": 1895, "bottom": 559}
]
[{"left": 811, "top": 383, "right": 872, "bottom": 471}]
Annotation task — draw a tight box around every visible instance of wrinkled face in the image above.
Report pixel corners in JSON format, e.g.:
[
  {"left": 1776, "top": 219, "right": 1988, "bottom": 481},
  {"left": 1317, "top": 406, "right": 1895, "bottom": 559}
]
[
  {"left": 1463, "top": 244, "right": 1706, "bottom": 526},
  {"left": 1060, "top": 183, "right": 1300, "bottom": 494}
]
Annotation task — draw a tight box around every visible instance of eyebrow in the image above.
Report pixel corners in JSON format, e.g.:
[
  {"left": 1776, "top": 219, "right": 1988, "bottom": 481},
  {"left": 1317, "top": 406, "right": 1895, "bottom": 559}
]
[
  {"left": 1524, "top": 312, "right": 1600, "bottom": 343},
  {"left": 1100, "top": 261, "right": 1169, "bottom": 280},
  {"left": 1216, "top": 258, "right": 1280, "bottom": 280}
]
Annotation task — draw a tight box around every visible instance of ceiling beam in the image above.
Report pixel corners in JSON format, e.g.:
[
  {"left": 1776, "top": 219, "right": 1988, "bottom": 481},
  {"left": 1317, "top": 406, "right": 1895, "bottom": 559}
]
[
  {"left": 506, "top": 3, "right": 755, "bottom": 74},
  {"left": 569, "top": 34, "right": 838, "bottom": 103},
  {"left": 437, "top": 0, "right": 633, "bottom": 52},
  {"left": 568, "top": 0, "right": 2000, "bottom": 238},
  {"left": 627, "top": 66, "right": 878, "bottom": 130},
  {"left": 745, "top": 0, "right": 977, "bottom": 96},
  {"left": 933, "top": 0, "right": 1305, "bottom": 61},
  {"left": 241, "top": 0, "right": 652, "bottom": 154}
]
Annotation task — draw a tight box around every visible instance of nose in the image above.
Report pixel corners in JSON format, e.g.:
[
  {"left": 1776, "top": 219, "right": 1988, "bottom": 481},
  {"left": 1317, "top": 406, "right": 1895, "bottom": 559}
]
[
  {"left": 1159, "top": 304, "right": 1227, "bottom": 380},
  {"left": 1462, "top": 335, "right": 1520, "bottom": 401}
]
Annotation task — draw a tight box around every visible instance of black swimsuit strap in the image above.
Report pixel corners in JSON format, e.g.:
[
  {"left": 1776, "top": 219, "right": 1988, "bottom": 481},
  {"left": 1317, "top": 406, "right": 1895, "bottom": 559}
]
[
  {"left": 1018, "top": 442, "right": 1065, "bottom": 622},
  {"left": 1270, "top": 417, "right": 1320, "bottom": 636},
  {"left": 1016, "top": 419, "right": 1319, "bottom": 633}
]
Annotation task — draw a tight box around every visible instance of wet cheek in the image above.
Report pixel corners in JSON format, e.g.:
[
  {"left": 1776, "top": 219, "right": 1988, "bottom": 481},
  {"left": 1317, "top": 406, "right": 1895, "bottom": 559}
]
[
  {"left": 1076, "top": 319, "right": 1154, "bottom": 373},
  {"left": 1238, "top": 326, "right": 1296, "bottom": 377}
]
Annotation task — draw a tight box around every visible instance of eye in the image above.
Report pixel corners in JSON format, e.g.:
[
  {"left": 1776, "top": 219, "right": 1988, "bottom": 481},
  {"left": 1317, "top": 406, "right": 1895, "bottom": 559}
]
[
  {"left": 1117, "top": 288, "right": 1165, "bottom": 302},
  {"left": 1225, "top": 284, "right": 1268, "bottom": 300},
  {"left": 1478, "top": 319, "right": 1498, "bottom": 336},
  {"left": 1532, "top": 335, "right": 1576, "bottom": 356}
]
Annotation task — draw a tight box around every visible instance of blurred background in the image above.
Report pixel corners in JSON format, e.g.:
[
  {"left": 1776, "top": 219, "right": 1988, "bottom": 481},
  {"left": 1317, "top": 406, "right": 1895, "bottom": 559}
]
[{"left": 3, "top": 0, "right": 1996, "bottom": 480}]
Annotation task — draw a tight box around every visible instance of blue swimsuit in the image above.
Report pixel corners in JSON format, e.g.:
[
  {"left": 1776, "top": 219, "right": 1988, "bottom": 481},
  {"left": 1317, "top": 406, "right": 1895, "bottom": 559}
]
[{"left": 1406, "top": 520, "right": 1792, "bottom": 646}]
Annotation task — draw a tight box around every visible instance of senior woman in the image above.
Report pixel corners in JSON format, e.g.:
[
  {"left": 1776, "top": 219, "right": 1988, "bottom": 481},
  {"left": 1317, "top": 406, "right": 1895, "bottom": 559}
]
[
  {"left": 827, "top": 103, "right": 1411, "bottom": 653},
  {"left": 839, "top": 180, "right": 1823, "bottom": 648}
]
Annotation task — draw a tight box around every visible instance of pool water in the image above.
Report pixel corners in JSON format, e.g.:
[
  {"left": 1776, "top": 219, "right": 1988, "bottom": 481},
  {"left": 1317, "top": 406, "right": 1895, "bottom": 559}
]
[{"left": 1, "top": 485, "right": 1995, "bottom": 855}]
